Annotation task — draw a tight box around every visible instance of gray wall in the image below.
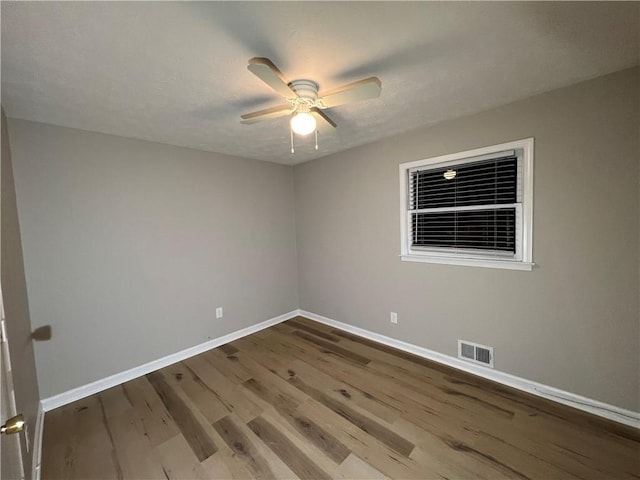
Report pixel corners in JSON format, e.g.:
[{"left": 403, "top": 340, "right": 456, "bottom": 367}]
[
  {"left": 1, "top": 108, "right": 40, "bottom": 478},
  {"left": 294, "top": 67, "right": 640, "bottom": 411},
  {"left": 7, "top": 68, "right": 639, "bottom": 413},
  {"left": 8, "top": 120, "right": 299, "bottom": 399}
]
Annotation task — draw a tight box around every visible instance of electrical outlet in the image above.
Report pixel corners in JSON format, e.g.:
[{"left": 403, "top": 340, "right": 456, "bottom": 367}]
[
  {"left": 216, "top": 307, "right": 223, "bottom": 319},
  {"left": 390, "top": 312, "right": 398, "bottom": 324}
]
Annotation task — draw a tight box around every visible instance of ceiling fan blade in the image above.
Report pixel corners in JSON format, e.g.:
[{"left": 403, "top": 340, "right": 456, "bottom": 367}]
[
  {"left": 311, "top": 107, "right": 337, "bottom": 134},
  {"left": 318, "top": 77, "right": 382, "bottom": 109},
  {"left": 241, "top": 104, "right": 293, "bottom": 124},
  {"left": 247, "top": 57, "right": 297, "bottom": 99}
]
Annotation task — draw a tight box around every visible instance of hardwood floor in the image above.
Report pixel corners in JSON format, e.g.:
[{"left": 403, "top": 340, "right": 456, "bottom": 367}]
[{"left": 41, "top": 317, "right": 639, "bottom": 479}]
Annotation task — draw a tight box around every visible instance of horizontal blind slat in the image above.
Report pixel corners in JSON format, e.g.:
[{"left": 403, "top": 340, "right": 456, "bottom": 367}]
[
  {"left": 410, "top": 156, "right": 518, "bottom": 210},
  {"left": 411, "top": 208, "right": 517, "bottom": 253}
]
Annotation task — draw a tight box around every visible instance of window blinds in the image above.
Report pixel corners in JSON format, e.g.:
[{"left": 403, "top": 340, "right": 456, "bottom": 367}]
[{"left": 409, "top": 155, "right": 519, "bottom": 254}]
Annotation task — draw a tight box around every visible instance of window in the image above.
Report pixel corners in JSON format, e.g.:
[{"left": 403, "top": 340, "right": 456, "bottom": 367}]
[{"left": 399, "top": 138, "right": 534, "bottom": 270}]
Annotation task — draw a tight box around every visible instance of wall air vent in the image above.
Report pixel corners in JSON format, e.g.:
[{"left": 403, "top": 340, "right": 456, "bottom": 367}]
[{"left": 458, "top": 340, "right": 494, "bottom": 368}]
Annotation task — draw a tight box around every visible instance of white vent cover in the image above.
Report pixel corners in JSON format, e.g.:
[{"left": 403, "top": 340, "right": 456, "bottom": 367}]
[{"left": 458, "top": 340, "right": 494, "bottom": 368}]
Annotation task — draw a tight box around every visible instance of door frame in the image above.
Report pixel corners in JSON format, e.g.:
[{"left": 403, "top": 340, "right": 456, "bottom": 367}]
[{"left": 1, "top": 284, "right": 26, "bottom": 480}]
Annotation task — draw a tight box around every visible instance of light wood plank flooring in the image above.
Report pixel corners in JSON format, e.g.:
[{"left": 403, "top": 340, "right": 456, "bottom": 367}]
[{"left": 41, "top": 317, "right": 640, "bottom": 479}]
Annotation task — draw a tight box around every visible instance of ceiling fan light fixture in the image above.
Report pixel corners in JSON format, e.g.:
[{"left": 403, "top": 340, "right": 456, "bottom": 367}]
[
  {"left": 242, "top": 58, "right": 382, "bottom": 152},
  {"left": 290, "top": 111, "right": 316, "bottom": 136}
]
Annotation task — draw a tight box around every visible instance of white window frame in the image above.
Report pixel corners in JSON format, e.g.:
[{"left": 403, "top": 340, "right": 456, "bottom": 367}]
[{"left": 399, "top": 138, "right": 534, "bottom": 271}]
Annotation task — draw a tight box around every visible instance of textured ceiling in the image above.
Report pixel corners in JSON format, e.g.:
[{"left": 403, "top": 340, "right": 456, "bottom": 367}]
[{"left": 2, "top": 2, "right": 639, "bottom": 165}]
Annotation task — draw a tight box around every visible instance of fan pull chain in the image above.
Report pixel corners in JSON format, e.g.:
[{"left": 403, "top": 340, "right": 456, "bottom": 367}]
[{"left": 290, "top": 128, "right": 319, "bottom": 153}]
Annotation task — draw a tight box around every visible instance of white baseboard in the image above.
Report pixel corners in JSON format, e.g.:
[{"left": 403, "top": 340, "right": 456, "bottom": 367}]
[
  {"left": 299, "top": 310, "right": 640, "bottom": 429},
  {"left": 39, "top": 307, "right": 640, "bottom": 429},
  {"left": 32, "top": 401, "right": 44, "bottom": 480},
  {"left": 40, "top": 310, "right": 298, "bottom": 412}
]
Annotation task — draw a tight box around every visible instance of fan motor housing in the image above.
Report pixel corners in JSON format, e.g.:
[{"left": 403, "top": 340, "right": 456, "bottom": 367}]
[{"left": 289, "top": 79, "right": 319, "bottom": 101}]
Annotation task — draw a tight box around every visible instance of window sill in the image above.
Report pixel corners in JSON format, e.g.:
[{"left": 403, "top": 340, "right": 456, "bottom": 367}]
[{"left": 400, "top": 255, "right": 534, "bottom": 271}]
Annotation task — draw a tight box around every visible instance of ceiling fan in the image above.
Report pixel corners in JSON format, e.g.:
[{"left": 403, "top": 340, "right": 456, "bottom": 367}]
[{"left": 240, "top": 57, "right": 382, "bottom": 152}]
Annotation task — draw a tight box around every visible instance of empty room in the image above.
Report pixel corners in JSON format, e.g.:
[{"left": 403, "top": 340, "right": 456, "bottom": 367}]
[{"left": 1, "top": 2, "right": 639, "bottom": 479}]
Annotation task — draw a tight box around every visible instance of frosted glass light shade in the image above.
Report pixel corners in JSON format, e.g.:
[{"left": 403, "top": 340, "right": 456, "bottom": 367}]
[{"left": 290, "top": 112, "right": 316, "bottom": 136}]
